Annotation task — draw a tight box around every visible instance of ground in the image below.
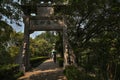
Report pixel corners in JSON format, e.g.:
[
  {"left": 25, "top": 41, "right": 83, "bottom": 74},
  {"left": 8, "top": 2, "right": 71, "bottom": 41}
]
[{"left": 18, "top": 59, "right": 67, "bottom": 80}]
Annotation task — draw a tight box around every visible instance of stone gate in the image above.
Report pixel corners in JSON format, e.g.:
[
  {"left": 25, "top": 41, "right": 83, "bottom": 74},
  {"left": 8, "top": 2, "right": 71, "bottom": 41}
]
[{"left": 20, "top": 0, "right": 75, "bottom": 72}]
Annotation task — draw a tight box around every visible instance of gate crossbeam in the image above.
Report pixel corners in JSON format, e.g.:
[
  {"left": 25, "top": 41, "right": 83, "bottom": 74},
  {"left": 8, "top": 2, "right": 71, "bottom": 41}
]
[{"left": 20, "top": 1, "right": 73, "bottom": 73}]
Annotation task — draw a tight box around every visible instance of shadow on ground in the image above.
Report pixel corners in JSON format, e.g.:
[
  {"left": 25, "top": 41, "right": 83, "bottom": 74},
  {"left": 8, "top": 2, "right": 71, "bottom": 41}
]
[
  {"left": 34, "top": 60, "right": 59, "bottom": 71},
  {"left": 18, "top": 59, "right": 66, "bottom": 80}
]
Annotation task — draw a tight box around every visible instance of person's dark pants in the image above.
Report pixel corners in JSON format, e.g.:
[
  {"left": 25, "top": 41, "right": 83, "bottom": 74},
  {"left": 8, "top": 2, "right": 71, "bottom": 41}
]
[{"left": 53, "top": 54, "right": 56, "bottom": 63}]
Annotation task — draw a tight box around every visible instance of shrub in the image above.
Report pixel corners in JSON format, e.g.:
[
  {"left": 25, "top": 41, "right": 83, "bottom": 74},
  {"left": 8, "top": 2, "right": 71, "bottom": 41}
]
[
  {"left": 30, "top": 56, "right": 49, "bottom": 68},
  {"left": 64, "top": 65, "right": 95, "bottom": 80},
  {"left": 57, "top": 57, "right": 64, "bottom": 67},
  {"left": 0, "top": 64, "right": 23, "bottom": 80}
]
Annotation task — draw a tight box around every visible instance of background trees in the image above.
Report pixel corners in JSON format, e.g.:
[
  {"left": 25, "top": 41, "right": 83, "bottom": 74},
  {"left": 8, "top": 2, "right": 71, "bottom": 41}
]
[
  {"left": 30, "top": 31, "right": 57, "bottom": 57},
  {"left": 0, "top": 21, "right": 13, "bottom": 64},
  {"left": 58, "top": 0, "right": 120, "bottom": 79},
  {"left": 0, "top": 0, "right": 23, "bottom": 65},
  {"left": 1, "top": 0, "right": 120, "bottom": 79}
]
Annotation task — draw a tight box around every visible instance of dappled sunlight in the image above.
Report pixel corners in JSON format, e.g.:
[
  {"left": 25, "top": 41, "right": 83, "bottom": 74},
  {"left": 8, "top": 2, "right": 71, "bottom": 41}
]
[
  {"left": 18, "top": 59, "right": 67, "bottom": 80},
  {"left": 33, "top": 59, "right": 59, "bottom": 71}
]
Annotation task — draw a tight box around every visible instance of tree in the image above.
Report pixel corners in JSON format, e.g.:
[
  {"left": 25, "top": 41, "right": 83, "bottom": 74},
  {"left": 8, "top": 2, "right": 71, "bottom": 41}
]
[
  {"left": 55, "top": 0, "right": 120, "bottom": 79},
  {"left": 0, "top": 0, "right": 23, "bottom": 64},
  {"left": 0, "top": 21, "right": 13, "bottom": 64},
  {"left": 30, "top": 31, "right": 57, "bottom": 57},
  {"left": 35, "top": 31, "right": 57, "bottom": 44},
  {"left": 8, "top": 31, "right": 23, "bottom": 63}
]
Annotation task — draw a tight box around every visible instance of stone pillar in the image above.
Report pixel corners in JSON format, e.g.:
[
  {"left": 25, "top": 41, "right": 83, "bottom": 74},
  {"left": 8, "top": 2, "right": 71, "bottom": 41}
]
[
  {"left": 63, "top": 27, "right": 69, "bottom": 67},
  {"left": 20, "top": 16, "right": 30, "bottom": 72},
  {"left": 63, "top": 26, "right": 76, "bottom": 67},
  {"left": 24, "top": 16, "right": 31, "bottom": 71}
]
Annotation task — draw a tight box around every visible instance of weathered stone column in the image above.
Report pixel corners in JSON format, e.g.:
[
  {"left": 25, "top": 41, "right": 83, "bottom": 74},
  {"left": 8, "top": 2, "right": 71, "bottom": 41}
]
[
  {"left": 63, "top": 26, "right": 69, "bottom": 67},
  {"left": 21, "top": 16, "right": 30, "bottom": 72},
  {"left": 63, "top": 25, "right": 76, "bottom": 67},
  {"left": 62, "top": 16, "right": 76, "bottom": 67}
]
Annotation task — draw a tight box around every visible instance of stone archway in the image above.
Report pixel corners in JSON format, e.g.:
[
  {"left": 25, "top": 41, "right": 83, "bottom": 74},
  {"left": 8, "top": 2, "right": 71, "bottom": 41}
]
[{"left": 20, "top": 2, "right": 69, "bottom": 72}]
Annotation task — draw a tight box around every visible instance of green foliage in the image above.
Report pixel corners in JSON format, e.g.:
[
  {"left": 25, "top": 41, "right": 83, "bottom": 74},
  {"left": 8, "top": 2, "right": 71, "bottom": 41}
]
[
  {"left": 30, "top": 56, "right": 49, "bottom": 68},
  {"left": 0, "top": 0, "right": 22, "bottom": 22},
  {"left": 8, "top": 45, "right": 20, "bottom": 64},
  {"left": 9, "top": 46, "right": 19, "bottom": 58},
  {"left": 35, "top": 31, "right": 57, "bottom": 44},
  {"left": 55, "top": 32, "right": 63, "bottom": 57},
  {"left": 7, "top": 31, "right": 23, "bottom": 64},
  {"left": 30, "top": 38, "right": 52, "bottom": 57},
  {"left": 57, "top": 57, "right": 64, "bottom": 67},
  {"left": 0, "top": 26, "right": 23, "bottom": 64},
  {"left": 30, "top": 31, "right": 58, "bottom": 57},
  {"left": 0, "top": 21, "right": 14, "bottom": 64},
  {"left": 64, "top": 66, "right": 95, "bottom": 80},
  {"left": 0, "top": 21, "right": 13, "bottom": 42},
  {"left": 56, "top": 0, "right": 120, "bottom": 79},
  {"left": 0, "top": 0, "right": 120, "bottom": 79},
  {"left": 0, "top": 64, "right": 23, "bottom": 80},
  {"left": 0, "top": 0, "right": 23, "bottom": 65},
  {"left": 0, "top": 51, "right": 12, "bottom": 65}
]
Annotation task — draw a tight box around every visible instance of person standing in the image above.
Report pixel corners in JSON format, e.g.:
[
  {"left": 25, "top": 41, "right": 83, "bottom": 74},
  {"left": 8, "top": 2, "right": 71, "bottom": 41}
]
[{"left": 51, "top": 48, "right": 56, "bottom": 63}]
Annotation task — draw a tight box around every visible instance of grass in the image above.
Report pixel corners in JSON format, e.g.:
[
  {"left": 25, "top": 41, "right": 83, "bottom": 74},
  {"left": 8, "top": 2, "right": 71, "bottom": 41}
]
[{"left": 30, "top": 56, "right": 49, "bottom": 68}]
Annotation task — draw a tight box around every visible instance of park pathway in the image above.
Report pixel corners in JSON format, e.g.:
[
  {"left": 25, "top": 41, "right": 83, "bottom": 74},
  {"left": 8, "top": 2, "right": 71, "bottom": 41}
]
[{"left": 18, "top": 59, "right": 67, "bottom": 80}]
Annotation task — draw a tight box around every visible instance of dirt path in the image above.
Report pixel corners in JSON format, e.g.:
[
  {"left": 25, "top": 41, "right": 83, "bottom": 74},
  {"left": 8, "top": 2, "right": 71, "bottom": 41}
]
[{"left": 18, "top": 59, "right": 67, "bottom": 80}]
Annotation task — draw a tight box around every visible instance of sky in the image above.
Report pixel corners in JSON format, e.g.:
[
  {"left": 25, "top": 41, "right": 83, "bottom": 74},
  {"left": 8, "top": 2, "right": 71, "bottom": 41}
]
[
  {"left": 1, "top": 0, "right": 43, "bottom": 39},
  {"left": 1, "top": 0, "right": 50, "bottom": 39},
  {"left": 11, "top": 23, "right": 43, "bottom": 39},
  {"left": 2, "top": 16, "right": 43, "bottom": 39}
]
